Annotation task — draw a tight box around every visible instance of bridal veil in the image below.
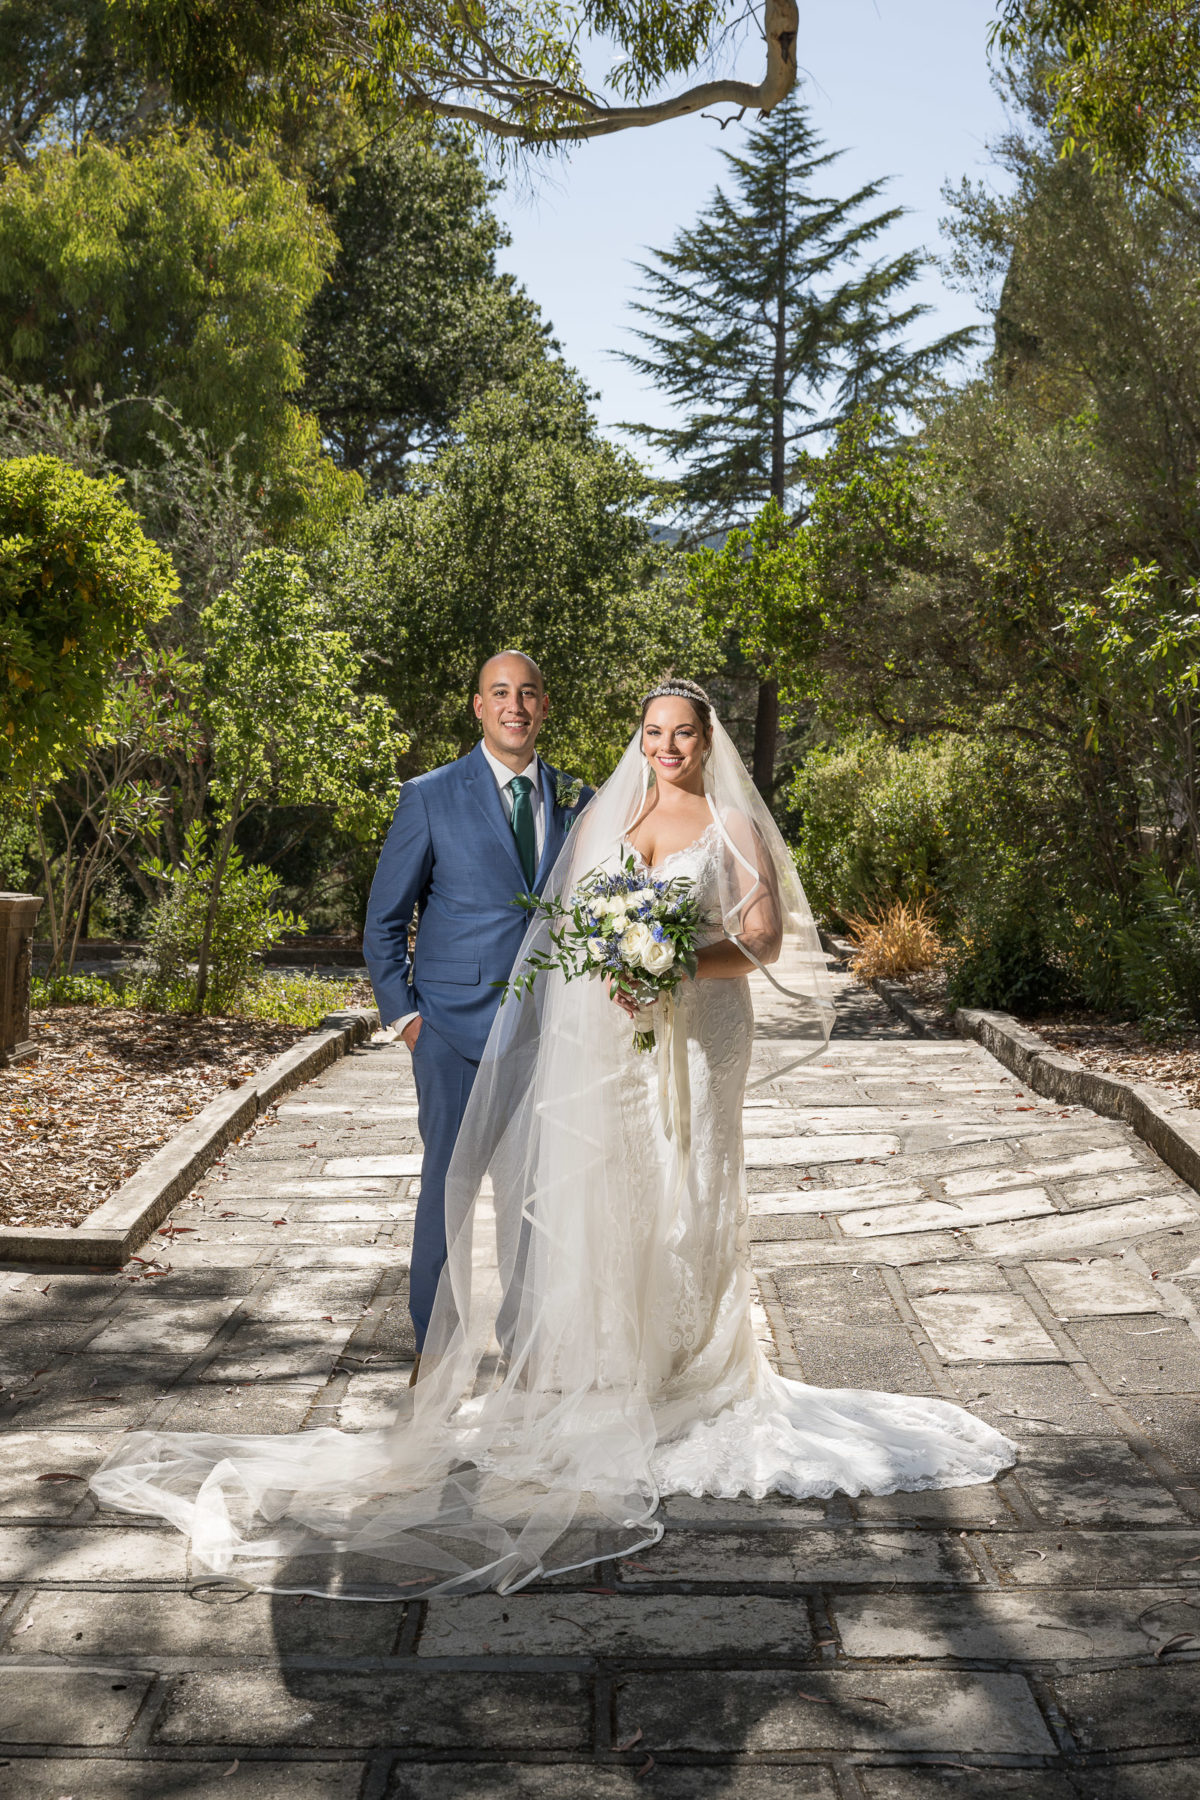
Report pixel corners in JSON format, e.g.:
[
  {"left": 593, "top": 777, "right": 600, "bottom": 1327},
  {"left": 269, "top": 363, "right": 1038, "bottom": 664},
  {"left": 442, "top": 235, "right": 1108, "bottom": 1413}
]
[{"left": 94, "top": 714, "right": 992, "bottom": 1597}]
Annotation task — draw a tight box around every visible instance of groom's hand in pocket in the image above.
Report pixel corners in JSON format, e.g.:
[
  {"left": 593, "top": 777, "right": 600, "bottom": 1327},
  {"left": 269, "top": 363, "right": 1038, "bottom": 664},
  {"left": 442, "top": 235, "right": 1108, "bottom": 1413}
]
[{"left": 401, "top": 1017, "right": 423, "bottom": 1051}]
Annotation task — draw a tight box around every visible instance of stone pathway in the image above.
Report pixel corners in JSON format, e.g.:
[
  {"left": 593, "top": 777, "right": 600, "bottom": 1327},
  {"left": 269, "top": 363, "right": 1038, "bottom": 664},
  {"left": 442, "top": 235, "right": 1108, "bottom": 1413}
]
[{"left": 2, "top": 971, "right": 1200, "bottom": 1796}]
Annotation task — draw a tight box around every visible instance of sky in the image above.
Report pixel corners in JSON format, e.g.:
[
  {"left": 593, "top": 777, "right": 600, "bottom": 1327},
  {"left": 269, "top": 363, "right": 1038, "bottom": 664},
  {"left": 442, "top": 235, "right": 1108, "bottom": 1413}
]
[{"left": 491, "top": 0, "right": 1016, "bottom": 471}]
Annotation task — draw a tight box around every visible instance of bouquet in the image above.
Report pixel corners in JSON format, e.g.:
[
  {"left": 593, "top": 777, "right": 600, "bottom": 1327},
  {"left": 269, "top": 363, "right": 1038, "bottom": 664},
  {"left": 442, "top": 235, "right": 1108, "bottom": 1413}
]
[{"left": 504, "top": 855, "right": 701, "bottom": 1051}]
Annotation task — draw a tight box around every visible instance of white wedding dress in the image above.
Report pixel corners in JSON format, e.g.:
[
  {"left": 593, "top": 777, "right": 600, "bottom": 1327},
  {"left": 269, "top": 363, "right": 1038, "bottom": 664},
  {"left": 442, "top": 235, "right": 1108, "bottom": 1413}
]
[
  {"left": 617, "top": 822, "right": 1013, "bottom": 1502},
  {"left": 92, "top": 719, "right": 1015, "bottom": 1596}
]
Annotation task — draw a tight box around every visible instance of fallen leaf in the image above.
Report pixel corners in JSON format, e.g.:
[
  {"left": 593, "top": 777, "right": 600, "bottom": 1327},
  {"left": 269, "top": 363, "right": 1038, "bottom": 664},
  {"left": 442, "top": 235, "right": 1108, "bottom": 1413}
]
[
  {"left": 797, "top": 1690, "right": 832, "bottom": 1703},
  {"left": 1156, "top": 1632, "right": 1196, "bottom": 1659},
  {"left": 36, "top": 1472, "right": 84, "bottom": 1483},
  {"left": 222, "top": 1760, "right": 240, "bottom": 1777},
  {"left": 616, "top": 1727, "right": 643, "bottom": 1751},
  {"left": 636, "top": 1757, "right": 655, "bottom": 1778}
]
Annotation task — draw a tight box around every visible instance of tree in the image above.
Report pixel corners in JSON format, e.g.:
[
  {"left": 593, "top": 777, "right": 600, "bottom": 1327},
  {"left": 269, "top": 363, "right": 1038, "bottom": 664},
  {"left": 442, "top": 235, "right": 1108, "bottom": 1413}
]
[
  {"left": 319, "top": 359, "right": 709, "bottom": 778},
  {"left": 104, "top": 0, "right": 801, "bottom": 145},
  {"left": 0, "top": 454, "right": 177, "bottom": 789},
  {"left": 31, "top": 647, "right": 199, "bottom": 972},
  {"left": 745, "top": 89, "right": 1200, "bottom": 1018},
  {"left": 623, "top": 96, "right": 973, "bottom": 792},
  {"left": 189, "top": 548, "right": 407, "bottom": 1009},
  {"left": 0, "top": 379, "right": 272, "bottom": 626},
  {"left": 302, "top": 132, "right": 549, "bottom": 492},
  {"left": 0, "top": 0, "right": 164, "bottom": 168},
  {"left": 992, "top": 2, "right": 1200, "bottom": 183},
  {"left": 0, "top": 129, "right": 357, "bottom": 535}
]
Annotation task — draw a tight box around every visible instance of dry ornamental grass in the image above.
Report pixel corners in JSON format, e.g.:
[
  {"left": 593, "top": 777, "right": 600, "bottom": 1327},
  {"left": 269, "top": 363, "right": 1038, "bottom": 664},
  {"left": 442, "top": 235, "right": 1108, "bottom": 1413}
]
[
  {"left": 0, "top": 1008, "right": 309, "bottom": 1230},
  {"left": 843, "top": 898, "right": 942, "bottom": 983}
]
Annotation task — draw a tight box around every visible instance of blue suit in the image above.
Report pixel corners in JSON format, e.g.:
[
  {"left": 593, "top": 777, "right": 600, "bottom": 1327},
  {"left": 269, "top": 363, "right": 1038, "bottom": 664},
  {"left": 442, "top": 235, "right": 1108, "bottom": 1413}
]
[{"left": 363, "top": 741, "right": 591, "bottom": 1345}]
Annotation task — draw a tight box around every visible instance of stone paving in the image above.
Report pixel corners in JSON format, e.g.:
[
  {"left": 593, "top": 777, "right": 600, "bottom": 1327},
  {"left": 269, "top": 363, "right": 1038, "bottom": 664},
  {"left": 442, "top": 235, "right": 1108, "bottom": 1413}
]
[{"left": 2, "top": 972, "right": 1200, "bottom": 1796}]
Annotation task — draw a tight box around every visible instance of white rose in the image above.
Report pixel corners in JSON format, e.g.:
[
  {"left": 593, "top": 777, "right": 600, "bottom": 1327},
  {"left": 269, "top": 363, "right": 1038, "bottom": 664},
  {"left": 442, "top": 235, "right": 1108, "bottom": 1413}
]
[
  {"left": 608, "top": 907, "right": 629, "bottom": 932},
  {"left": 590, "top": 896, "right": 611, "bottom": 916},
  {"left": 620, "top": 921, "right": 654, "bottom": 965},
  {"left": 641, "top": 937, "right": 676, "bottom": 976},
  {"left": 587, "top": 936, "right": 607, "bottom": 958}
]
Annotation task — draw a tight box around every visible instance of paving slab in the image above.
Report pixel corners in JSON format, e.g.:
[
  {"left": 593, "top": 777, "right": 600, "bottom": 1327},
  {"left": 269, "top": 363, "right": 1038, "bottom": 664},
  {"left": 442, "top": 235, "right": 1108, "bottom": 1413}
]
[
  {"left": 0, "top": 1525, "right": 188, "bottom": 1583},
  {"left": 1028, "top": 1258, "right": 1167, "bottom": 1318},
  {"left": 0, "top": 1762, "right": 367, "bottom": 1800},
  {"left": 834, "top": 1586, "right": 1198, "bottom": 1660},
  {"left": 1010, "top": 1437, "right": 1189, "bottom": 1524},
  {"left": 860, "top": 1775, "right": 1078, "bottom": 1800},
  {"left": 386, "top": 1770, "right": 838, "bottom": 1800},
  {"left": 0, "top": 1431, "right": 115, "bottom": 1517},
  {"left": 613, "top": 1527, "right": 975, "bottom": 1586},
  {"left": 6, "top": 1586, "right": 407, "bottom": 1658},
  {"left": 613, "top": 1667, "right": 1055, "bottom": 1753},
  {"left": 12, "top": 968, "right": 1200, "bottom": 1782},
  {"left": 417, "top": 1590, "right": 811, "bottom": 1658},
  {"left": 0, "top": 1667, "right": 153, "bottom": 1744},
  {"left": 987, "top": 1530, "right": 1200, "bottom": 1587},
  {"left": 908, "top": 1291, "right": 1063, "bottom": 1362},
  {"left": 1056, "top": 1663, "right": 1200, "bottom": 1750},
  {"left": 153, "top": 1669, "right": 591, "bottom": 1748}
]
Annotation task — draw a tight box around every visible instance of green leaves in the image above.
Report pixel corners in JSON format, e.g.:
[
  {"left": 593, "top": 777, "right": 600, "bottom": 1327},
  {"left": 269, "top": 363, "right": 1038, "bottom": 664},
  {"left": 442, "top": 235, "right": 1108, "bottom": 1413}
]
[
  {"left": 0, "top": 130, "right": 355, "bottom": 535},
  {"left": 621, "top": 96, "right": 975, "bottom": 530},
  {"left": 0, "top": 453, "right": 177, "bottom": 789},
  {"left": 200, "top": 548, "right": 408, "bottom": 837},
  {"left": 319, "top": 358, "right": 707, "bottom": 777},
  {"left": 103, "top": 0, "right": 756, "bottom": 145}
]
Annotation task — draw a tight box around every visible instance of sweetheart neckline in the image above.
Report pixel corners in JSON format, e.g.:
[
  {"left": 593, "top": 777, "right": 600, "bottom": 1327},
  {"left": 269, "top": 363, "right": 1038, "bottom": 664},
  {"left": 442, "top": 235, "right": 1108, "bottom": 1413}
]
[{"left": 623, "top": 818, "right": 720, "bottom": 875}]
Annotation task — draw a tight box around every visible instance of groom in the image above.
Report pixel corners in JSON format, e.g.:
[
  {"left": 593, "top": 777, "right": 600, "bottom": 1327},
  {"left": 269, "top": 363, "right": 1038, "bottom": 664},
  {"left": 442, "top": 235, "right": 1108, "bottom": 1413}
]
[{"left": 363, "top": 651, "right": 592, "bottom": 1370}]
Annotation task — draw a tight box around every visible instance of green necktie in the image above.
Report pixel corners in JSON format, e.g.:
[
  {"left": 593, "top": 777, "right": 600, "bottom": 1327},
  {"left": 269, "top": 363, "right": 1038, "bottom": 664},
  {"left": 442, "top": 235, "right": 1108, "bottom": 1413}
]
[{"left": 508, "top": 773, "right": 537, "bottom": 887}]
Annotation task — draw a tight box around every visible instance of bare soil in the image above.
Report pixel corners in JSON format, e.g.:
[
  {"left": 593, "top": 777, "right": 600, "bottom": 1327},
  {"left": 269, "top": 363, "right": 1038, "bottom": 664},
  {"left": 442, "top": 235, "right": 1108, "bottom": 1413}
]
[{"left": 0, "top": 1009, "right": 308, "bottom": 1230}]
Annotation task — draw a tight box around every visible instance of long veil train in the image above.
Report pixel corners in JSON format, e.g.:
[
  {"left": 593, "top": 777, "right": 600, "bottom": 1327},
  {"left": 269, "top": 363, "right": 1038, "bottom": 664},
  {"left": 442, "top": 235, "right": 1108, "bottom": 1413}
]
[{"left": 91, "top": 715, "right": 1013, "bottom": 1596}]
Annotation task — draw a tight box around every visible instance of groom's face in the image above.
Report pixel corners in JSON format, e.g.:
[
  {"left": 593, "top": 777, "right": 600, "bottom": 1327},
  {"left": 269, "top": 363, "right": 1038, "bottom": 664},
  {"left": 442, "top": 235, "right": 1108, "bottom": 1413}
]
[{"left": 474, "top": 656, "right": 548, "bottom": 766}]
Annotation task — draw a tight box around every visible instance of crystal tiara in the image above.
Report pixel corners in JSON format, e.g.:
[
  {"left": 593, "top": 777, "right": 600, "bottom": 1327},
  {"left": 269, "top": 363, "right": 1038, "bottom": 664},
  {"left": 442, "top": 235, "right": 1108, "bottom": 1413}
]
[{"left": 643, "top": 682, "right": 707, "bottom": 704}]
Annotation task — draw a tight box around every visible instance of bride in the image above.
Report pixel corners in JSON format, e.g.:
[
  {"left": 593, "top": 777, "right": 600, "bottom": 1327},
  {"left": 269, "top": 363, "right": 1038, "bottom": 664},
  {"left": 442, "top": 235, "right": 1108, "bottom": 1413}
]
[{"left": 91, "top": 679, "right": 1015, "bottom": 1596}]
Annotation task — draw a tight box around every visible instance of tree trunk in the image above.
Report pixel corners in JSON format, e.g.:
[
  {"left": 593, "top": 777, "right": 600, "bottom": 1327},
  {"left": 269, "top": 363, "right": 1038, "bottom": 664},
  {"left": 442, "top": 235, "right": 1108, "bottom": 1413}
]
[{"left": 753, "top": 676, "right": 780, "bottom": 796}]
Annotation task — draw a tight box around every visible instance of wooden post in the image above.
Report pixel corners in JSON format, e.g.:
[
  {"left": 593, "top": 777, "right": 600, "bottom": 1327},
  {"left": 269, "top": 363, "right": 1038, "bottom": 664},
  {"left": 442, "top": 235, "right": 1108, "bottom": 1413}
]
[{"left": 0, "top": 893, "right": 44, "bottom": 1066}]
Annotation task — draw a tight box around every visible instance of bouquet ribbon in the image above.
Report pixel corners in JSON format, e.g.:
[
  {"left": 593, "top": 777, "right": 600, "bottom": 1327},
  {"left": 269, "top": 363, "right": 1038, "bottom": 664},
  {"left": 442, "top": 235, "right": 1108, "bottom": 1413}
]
[{"left": 655, "top": 991, "right": 692, "bottom": 1212}]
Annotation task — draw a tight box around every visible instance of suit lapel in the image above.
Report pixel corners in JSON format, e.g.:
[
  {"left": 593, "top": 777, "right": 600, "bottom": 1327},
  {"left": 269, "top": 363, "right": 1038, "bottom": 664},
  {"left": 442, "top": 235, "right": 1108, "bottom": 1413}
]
[
  {"left": 534, "top": 758, "right": 564, "bottom": 890},
  {"left": 462, "top": 743, "right": 525, "bottom": 881}
]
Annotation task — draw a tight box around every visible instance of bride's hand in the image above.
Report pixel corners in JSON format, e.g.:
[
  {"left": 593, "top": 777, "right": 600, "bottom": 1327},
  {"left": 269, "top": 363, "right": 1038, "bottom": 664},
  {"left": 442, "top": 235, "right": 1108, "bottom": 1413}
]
[{"left": 606, "top": 976, "right": 645, "bottom": 1020}]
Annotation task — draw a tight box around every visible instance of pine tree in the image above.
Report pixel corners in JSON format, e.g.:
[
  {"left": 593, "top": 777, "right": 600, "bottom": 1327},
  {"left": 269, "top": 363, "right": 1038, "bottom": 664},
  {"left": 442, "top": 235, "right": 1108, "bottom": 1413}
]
[{"left": 621, "top": 97, "right": 974, "bottom": 792}]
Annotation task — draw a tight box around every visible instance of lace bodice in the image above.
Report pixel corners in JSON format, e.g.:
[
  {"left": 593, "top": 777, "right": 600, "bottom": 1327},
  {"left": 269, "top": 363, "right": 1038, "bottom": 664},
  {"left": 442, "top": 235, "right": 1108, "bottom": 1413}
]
[{"left": 623, "top": 819, "right": 727, "bottom": 947}]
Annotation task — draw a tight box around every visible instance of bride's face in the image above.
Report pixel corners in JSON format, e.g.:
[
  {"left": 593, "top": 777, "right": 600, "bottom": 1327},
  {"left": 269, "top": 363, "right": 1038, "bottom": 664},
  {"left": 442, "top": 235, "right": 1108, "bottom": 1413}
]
[{"left": 641, "top": 698, "right": 708, "bottom": 791}]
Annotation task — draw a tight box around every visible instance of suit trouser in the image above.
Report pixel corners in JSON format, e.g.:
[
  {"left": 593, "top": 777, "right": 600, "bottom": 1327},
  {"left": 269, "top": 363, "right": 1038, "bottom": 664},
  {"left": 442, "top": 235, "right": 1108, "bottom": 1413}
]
[{"left": 409, "top": 1020, "right": 480, "bottom": 1349}]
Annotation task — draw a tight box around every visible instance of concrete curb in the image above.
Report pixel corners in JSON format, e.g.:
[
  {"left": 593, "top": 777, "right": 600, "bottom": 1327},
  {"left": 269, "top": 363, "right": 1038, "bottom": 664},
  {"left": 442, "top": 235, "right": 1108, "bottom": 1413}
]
[
  {"left": 0, "top": 1006, "right": 379, "bottom": 1269},
  {"left": 953, "top": 1004, "right": 1200, "bottom": 1196}
]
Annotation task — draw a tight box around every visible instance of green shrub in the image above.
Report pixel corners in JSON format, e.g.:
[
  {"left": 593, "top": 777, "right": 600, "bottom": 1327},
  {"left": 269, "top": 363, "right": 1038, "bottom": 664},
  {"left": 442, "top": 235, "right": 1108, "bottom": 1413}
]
[
  {"left": 1109, "top": 867, "right": 1200, "bottom": 1035},
  {"left": 944, "top": 854, "right": 1073, "bottom": 1014},
  {"left": 0, "top": 454, "right": 177, "bottom": 787},
  {"left": 787, "top": 732, "right": 1059, "bottom": 926},
  {"left": 31, "top": 971, "right": 127, "bottom": 1008},
  {"left": 234, "top": 973, "right": 363, "bottom": 1028},
  {"left": 142, "top": 820, "right": 304, "bottom": 1015}
]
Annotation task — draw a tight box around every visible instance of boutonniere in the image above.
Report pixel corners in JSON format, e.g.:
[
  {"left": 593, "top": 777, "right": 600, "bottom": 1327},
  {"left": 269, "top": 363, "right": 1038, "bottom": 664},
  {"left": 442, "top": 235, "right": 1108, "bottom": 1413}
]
[{"left": 553, "top": 772, "right": 585, "bottom": 811}]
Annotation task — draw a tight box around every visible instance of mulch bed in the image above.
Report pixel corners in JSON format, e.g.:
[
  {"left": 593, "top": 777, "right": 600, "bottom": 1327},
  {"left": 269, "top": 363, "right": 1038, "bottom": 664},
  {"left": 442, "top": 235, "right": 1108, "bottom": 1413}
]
[
  {"left": 0, "top": 1008, "right": 308, "bottom": 1231},
  {"left": 904, "top": 968, "right": 1200, "bottom": 1110}
]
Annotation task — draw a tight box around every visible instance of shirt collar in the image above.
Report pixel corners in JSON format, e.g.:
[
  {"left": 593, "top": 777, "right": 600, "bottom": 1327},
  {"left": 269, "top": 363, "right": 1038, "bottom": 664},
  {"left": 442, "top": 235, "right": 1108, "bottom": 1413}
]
[{"left": 480, "top": 741, "right": 541, "bottom": 795}]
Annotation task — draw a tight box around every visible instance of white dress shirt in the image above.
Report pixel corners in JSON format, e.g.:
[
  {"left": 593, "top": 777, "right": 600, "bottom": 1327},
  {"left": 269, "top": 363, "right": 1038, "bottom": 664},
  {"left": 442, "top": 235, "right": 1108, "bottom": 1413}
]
[
  {"left": 389, "top": 747, "right": 544, "bottom": 1034},
  {"left": 479, "top": 743, "right": 545, "bottom": 857}
]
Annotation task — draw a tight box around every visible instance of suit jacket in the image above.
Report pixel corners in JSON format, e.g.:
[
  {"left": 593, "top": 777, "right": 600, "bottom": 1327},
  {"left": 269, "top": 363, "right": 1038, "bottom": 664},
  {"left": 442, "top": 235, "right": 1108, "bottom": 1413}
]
[{"left": 363, "top": 741, "right": 593, "bottom": 1061}]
